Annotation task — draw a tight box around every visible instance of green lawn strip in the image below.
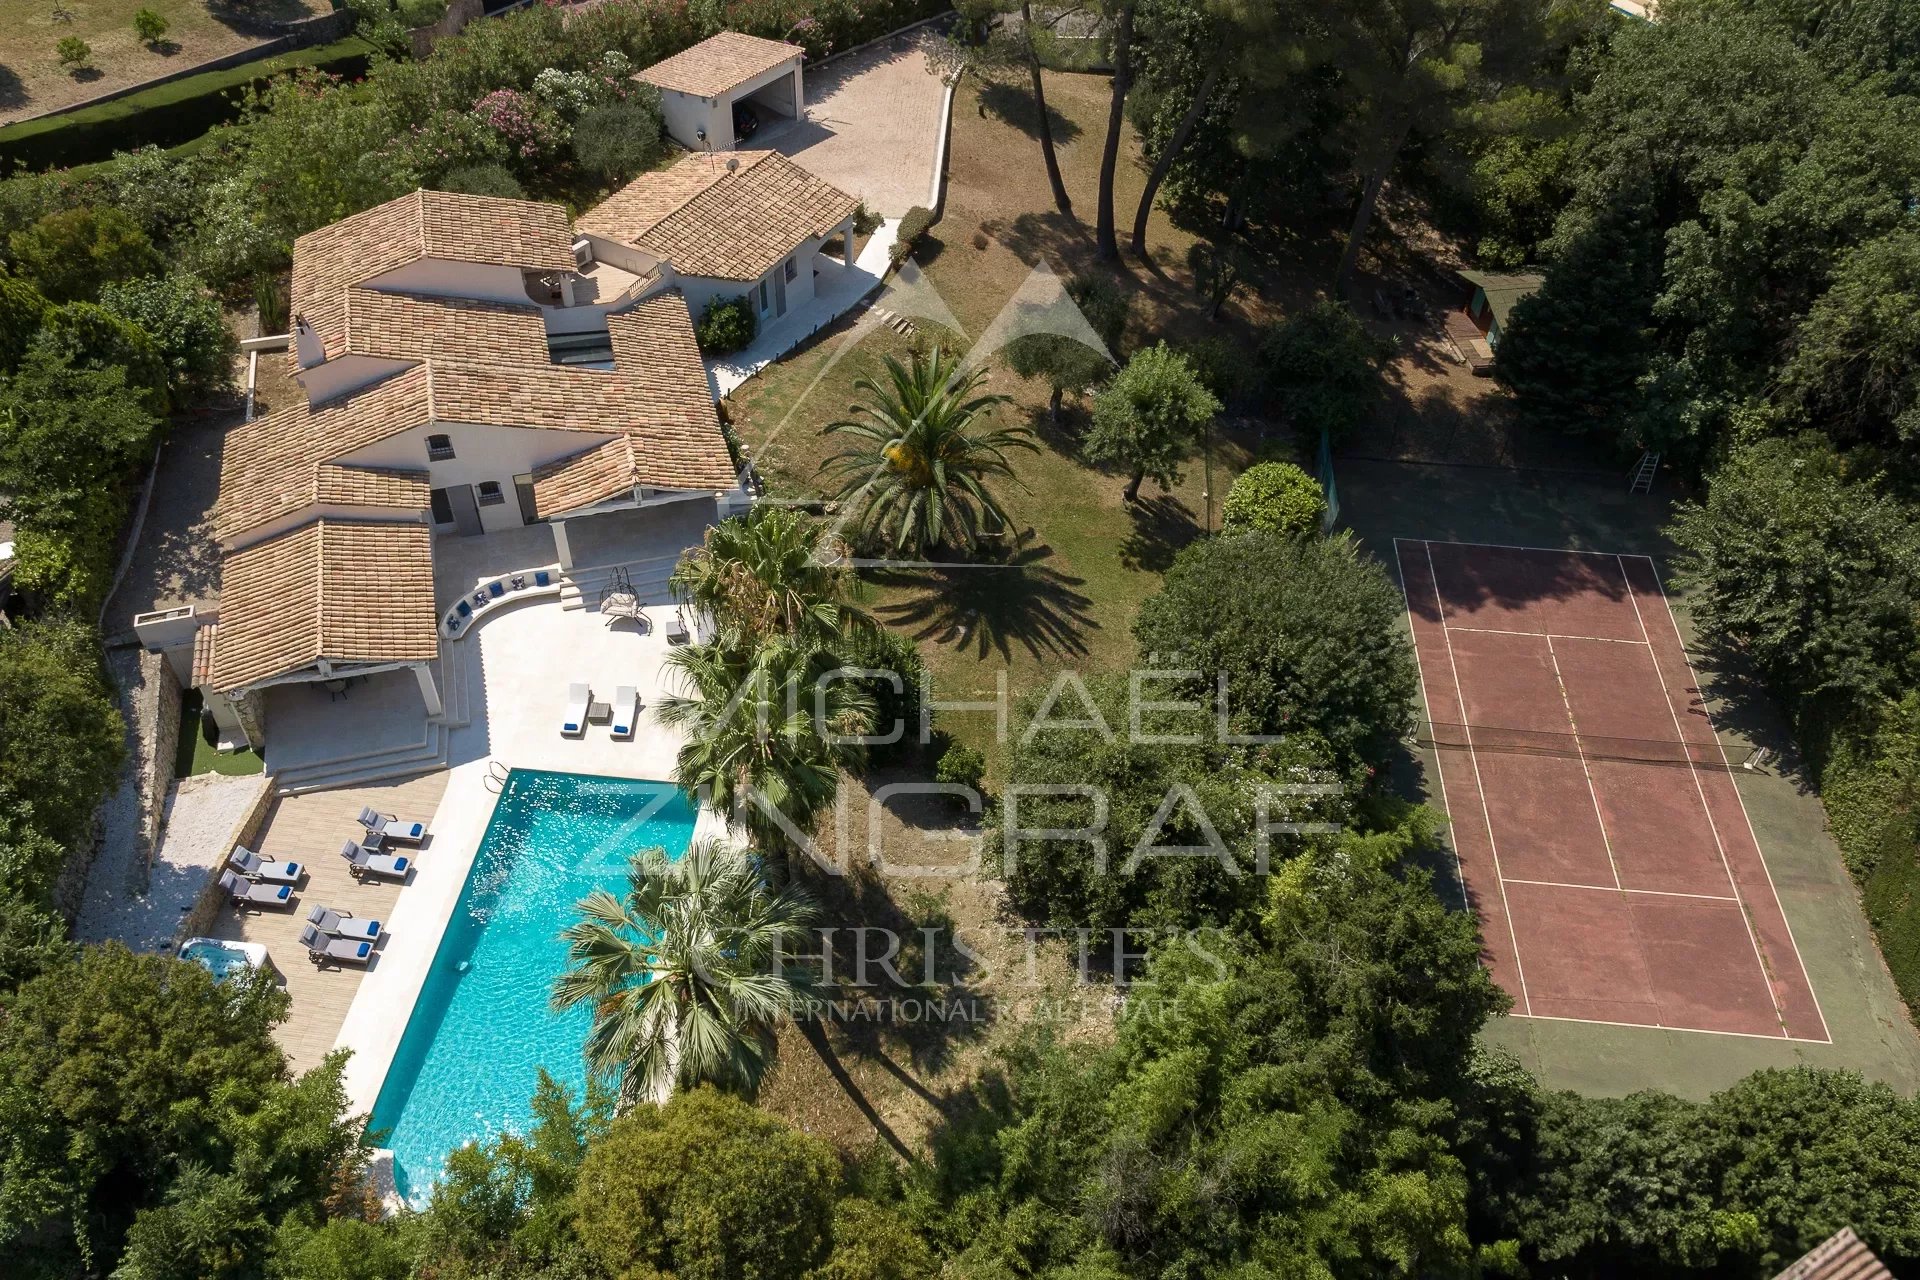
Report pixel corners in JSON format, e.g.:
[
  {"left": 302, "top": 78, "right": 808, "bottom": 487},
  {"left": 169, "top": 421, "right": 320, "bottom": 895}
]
[{"left": 173, "top": 687, "right": 264, "bottom": 777}]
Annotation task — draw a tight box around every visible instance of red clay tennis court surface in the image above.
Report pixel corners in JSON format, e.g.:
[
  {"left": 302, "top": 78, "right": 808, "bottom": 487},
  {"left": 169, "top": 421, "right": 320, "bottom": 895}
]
[{"left": 1396, "top": 539, "right": 1828, "bottom": 1042}]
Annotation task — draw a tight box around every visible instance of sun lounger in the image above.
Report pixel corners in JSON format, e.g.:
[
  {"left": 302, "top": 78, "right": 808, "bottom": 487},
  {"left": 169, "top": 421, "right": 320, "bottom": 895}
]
[
  {"left": 610, "top": 685, "right": 639, "bottom": 739},
  {"left": 562, "top": 682, "right": 591, "bottom": 737},
  {"left": 306, "top": 904, "right": 380, "bottom": 942},
  {"left": 299, "top": 923, "right": 374, "bottom": 967},
  {"left": 341, "top": 839, "right": 411, "bottom": 881},
  {"left": 219, "top": 870, "right": 293, "bottom": 910},
  {"left": 229, "top": 846, "right": 302, "bottom": 884},
  {"left": 358, "top": 806, "right": 427, "bottom": 845}
]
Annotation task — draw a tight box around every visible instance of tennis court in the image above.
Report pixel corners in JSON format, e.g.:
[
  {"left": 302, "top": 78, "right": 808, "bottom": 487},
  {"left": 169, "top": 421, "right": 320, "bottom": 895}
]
[{"left": 1396, "top": 539, "right": 1828, "bottom": 1042}]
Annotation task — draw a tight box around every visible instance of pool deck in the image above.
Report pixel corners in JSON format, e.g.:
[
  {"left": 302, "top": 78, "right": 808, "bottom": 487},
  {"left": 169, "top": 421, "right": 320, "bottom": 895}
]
[
  {"left": 207, "top": 771, "right": 451, "bottom": 1073},
  {"left": 332, "top": 591, "right": 726, "bottom": 1118}
]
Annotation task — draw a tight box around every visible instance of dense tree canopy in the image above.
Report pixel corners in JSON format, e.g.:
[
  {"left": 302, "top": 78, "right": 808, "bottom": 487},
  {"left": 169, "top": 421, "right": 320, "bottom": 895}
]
[
  {"left": 0, "top": 947, "right": 361, "bottom": 1276},
  {"left": 0, "top": 618, "right": 125, "bottom": 895},
  {"left": 1668, "top": 436, "right": 1919, "bottom": 731},
  {"left": 924, "top": 820, "right": 1508, "bottom": 1279},
  {"left": 990, "top": 672, "right": 1349, "bottom": 933},
  {"left": 1134, "top": 529, "right": 1420, "bottom": 772},
  {"left": 571, "top": 1088, "right": 841, "bottom": 1280}
]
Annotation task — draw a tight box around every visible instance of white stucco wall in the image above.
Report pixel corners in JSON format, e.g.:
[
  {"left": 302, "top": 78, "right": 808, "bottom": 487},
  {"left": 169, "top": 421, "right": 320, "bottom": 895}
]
[
  {"left": 301, "top": 355, "right": 415, "bottom": 405},
  {"left": 339, "top": 422, "right": 614, "bottom": 536},
  {"left": 369, "top": 260, "right": 536, "bottom": 308},
  {"left": 677, "top": 234, "right": 832, "bottom": 329},
  {"left": 655, "top": 58, "right": 802, "bottom": 151}
]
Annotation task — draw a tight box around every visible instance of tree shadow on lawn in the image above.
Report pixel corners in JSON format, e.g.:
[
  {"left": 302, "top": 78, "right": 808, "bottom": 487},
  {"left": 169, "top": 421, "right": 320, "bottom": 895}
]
[
  {"left": 873, "top": 540, "right": 1096, "bottom": 661},
  {"left": 787, "top": 840, "right": 999, "bottom": 1155},
  {"left": 977, "top": 78, "right": 1082, "bottom": 145},
  {"left": 1118, "top": 492, "right": 1203, "bottom": 572}
]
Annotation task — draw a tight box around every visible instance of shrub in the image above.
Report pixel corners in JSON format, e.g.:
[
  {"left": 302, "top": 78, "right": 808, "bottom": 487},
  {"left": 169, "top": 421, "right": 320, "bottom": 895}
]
[
  {"left": 0, "top": 619, "right": 127, "bottom": 896},
  {"left": 132, "top": 8, "right": 169, "bottom": 46},
  {"left": 98, "top": 274, "right": 237, "bottom": 403},
  {"left": 36, "top": 300, "right": 172, "bottom": 413},
  {"left": 439, "top": 162, "right": 525, "bottom": 199},
  {"left": 1222, "top": 461, "right": 1326, "bottom": 538},
  {"left": 695, "top": 294, "right": 756, "bottom": 354},
  {"left": 571, "top": 1088, "right": 838, "bottom": 1280},
  {"left": 8, "top": 205, "right": 163, "bottom": 302},
  {"left": 852, "top": 200, "right": 883, "bottom": 236},
  {"left": 571, "top": 94, "right": 665, "bottom": 183},
  {"left": 56, "top": 37, "right": 91, "bottom": 70},
  {"left": 935, "top": 742, "right": 986, "bottom": 794},
  {"left": 1258, "top": 300, "right": 1389, "bottom": 442},
  {"left": 1133, "top": 530, "right": 1420, "bottom": 772},
  {"left": 890, "top": 205, "right": 936, "bottom": 266}
]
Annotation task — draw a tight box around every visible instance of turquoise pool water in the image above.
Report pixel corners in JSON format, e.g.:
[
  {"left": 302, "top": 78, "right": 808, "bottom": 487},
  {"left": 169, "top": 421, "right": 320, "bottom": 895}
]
[{"left": 368, "top": 769, "right": 697, "bottom": 1198}]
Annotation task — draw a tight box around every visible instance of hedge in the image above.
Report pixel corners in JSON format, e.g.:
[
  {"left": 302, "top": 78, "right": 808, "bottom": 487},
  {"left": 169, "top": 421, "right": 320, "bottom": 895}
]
[{"left": 0, "top": 36, "right": 377, "bottom": 173}]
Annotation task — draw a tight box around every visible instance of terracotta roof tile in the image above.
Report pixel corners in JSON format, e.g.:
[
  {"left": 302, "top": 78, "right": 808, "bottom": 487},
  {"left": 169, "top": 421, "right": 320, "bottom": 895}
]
[
  {"left": 637, "top": 31, "right": 801, "bottom": 98},
  {"left": 525, "top": 293, "right": 735, "bottom": 513},
  {"left": 291, "top": 190, "right": 575, "bottom": 360},
  {"left": 1774, "top": 1229, "right": 1894, "bottom": 1280},
  {"left": 216, "top": 378, "right": 434, "bottom": 543},
  {"left": 340, "top": 288, "right": 551, "bottom": 365},
  {"left": 205, "top": 520, "right": 437, "bottom": 692},
  {"left": 579, "top": 151, "right": 858, "bottom": 281}
]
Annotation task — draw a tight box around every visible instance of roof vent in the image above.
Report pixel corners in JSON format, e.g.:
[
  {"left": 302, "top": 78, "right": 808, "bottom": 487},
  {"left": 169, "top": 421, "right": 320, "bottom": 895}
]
[{"left": 725, "top": 157, "right": 739, "bottom": 172}]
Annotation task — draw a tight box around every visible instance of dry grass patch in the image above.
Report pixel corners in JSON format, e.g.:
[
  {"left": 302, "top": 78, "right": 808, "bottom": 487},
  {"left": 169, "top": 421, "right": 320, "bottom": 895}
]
[{"left": 0, "top": 0, "right": 330, "bottom": 125}]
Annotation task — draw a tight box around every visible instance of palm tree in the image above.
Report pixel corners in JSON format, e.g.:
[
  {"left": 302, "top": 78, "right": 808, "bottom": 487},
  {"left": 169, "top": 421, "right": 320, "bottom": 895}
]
[
  {"left": 654, "top": 640, "right": 875, "bottom": 858},
  {"left": 820, "top": 346, "right": 1033, "bottom": 557},
  {"left": 668, "top": 505, "right": 875, "bottom": 647},
  {"left": 552, "top": 840, "right": 818, "bottom": 1106}
]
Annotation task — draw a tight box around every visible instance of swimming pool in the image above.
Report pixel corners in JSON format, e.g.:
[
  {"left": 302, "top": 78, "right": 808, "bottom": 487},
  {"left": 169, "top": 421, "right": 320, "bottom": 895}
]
[{"left": 368, "top": 769, "right": 697, "bottom": 1198}]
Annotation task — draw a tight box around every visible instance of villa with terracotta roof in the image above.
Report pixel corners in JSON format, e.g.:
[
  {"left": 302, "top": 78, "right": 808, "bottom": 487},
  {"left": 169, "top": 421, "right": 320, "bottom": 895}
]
[
  {"left": 191, "top": 185, "right": 773, "bottom": 751},
  {"left": 637, "top": 31, "right": 806, "bottom": 151}
]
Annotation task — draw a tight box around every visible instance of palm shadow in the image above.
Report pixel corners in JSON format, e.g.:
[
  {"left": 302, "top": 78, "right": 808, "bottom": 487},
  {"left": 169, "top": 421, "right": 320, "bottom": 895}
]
[
  {"left": 977, "top": 77, "right": 1082, "bottom": 144},
  {"left": 872, "top": 540, "right": 1096, "bottom": 661},
  {"left": 1118, "top": 492, "right": 1202, "bottom": 571}
]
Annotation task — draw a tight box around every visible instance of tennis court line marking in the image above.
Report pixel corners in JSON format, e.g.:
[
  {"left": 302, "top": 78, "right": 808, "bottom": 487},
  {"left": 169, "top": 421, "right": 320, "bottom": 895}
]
[
  {"left": 1420, "top": 539, "right": 1636, "bottom": 558},
  {"left": 1447, "top": 625, "right": 1650, "bottom": 646},
  {"left": 1543, "top": 634, "right": 1627, "bottom": 893},
  {"left": 1616, "top": 555, "right": 1787, "bottom": 1038},
  {"left": 1511, "top": 1011, "right": 1833, "bottom": 1046},
  {"left": 1392, "top": 539, "right": 1468, "bottom": 903},
  {"left": 1418, "top": 538, "right": 1534, "bottom": 1017},
  {"left": 1634, "top": 556, "right": 1833, "bottom": 1043},
  {"left": 1502, "top": 877, "right": 1738, "bottom": 903}
]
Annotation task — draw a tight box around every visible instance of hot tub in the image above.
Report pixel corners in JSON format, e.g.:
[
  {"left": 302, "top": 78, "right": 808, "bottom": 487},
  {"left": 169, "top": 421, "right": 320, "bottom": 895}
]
[{"left": 178, "top": 937, "right": 272, "bottom": 981}]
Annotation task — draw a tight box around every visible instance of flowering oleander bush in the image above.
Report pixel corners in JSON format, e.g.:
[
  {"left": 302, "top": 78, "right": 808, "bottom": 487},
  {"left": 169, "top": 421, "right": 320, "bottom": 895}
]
[
  {"left": 400, "top": 106, "right": 513, "bottom": 182},
  {"left": 472, "top": 87, "right": 568, "bottom": 162}
]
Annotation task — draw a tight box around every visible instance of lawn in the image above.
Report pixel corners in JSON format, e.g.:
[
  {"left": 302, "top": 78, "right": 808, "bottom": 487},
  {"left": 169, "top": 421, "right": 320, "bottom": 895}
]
[
  {"left": 0, "top": 0, "right": 331, "bottom": 126},
  {"left": 173, "top": 688, "right": 264, "bottom": 777},
  {"left": 728, "top": 70, "right": 1326, "bottom": 773}
]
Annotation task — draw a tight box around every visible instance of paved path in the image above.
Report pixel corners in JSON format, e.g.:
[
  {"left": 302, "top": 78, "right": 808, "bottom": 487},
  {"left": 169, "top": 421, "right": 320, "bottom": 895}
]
[
  {"left": 708, "top": 221, "right": 899, "bottom": 397},
  {"left": 772, "top": 29, "right": 948, "bottom": 216}
]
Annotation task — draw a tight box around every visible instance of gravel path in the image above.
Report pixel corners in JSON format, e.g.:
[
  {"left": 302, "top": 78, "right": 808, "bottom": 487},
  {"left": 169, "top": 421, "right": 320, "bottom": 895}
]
[{"left": 76, "top": 772, "right": 269, "bottom": 953}]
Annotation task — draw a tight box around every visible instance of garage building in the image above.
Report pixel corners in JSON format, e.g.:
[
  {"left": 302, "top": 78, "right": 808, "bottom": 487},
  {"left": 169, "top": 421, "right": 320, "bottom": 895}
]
[{"left": 638, "top": 31, "right": 806, "bottom": 152}]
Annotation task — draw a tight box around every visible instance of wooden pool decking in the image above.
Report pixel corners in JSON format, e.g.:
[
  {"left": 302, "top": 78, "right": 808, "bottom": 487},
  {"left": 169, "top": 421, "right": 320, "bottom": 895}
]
[{"left": 209, "top": 772, "right": 451, "bottom": 1077}]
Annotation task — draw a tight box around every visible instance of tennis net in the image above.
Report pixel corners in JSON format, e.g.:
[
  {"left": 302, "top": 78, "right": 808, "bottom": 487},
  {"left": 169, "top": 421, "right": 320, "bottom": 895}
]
[{"left": 1412, "top": 720, "right": 1755, "bottom": 771}]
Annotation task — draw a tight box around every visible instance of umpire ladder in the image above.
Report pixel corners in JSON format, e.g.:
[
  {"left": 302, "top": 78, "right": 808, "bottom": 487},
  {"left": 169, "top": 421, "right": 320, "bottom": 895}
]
[{"left": 1628, "top": 450, "right": 1660, "bottom": 494}]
